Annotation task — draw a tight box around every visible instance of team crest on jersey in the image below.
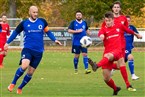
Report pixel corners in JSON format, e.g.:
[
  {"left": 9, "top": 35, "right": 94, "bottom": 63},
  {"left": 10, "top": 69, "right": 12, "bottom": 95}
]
[
  {"left": 116, "top": 28, "right": 120, "bottom": 32},
  {"left": 76, "top": 24, "right": 78, "bottom": 26},
  {"left": 82, "top": 25, "right": 85, "bottom": 29},
  {"left": 121, "top": 21, "right": 124, "bottom": 24},
  {"left": 38, "top": 25, "right": 43, "bottom": 29},
  {"left": 27, "top": 24, "right": 30, "bottom": 27}
]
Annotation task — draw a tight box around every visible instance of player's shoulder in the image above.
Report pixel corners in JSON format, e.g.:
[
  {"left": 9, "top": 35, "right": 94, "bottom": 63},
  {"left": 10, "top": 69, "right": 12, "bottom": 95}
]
[
  {"left": 129, "top": 25, "right": 135, "bottom": 28},
  {"left": 38, "top": 18, "right": 47, "bottom": 22},
  {"left": 70, "top": 20, "right": 76, "bottom": 23}
]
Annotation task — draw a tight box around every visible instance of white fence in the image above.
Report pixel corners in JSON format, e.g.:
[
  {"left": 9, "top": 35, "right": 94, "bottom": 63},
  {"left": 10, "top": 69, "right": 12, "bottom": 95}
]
[
  {"left": 8, "top": 27, "right": 145, "bottom": 47},
  {"left": 2, "top": 18, "right": 144, "bottom": 46}
]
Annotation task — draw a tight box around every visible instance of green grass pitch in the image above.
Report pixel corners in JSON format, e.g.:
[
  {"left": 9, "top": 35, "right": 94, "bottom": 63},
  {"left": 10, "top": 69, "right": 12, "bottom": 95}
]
[{"left": 0, "top": 48, "right": 144, "bottom": 97}]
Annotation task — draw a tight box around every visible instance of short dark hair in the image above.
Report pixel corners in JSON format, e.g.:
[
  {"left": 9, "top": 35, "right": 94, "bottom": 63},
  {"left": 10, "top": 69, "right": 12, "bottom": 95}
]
[
  {"left": 75, "top": 10, "right": 82, "bottom": 14},
  {"left": 104, "top": 11, "right": 114, "bottom": 19},
  {"left": 110, "top": 1, "right": 121, "bottom": 9}
]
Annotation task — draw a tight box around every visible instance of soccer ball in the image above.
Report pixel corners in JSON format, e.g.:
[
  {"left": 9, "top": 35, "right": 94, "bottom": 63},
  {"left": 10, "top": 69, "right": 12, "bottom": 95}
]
[{"left": 80, "top": 36, "right": 92, "bottom": 48}]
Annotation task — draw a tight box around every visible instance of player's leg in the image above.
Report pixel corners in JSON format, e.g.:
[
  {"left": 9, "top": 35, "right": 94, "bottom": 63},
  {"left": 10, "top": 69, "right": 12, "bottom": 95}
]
[
  {"left": 17, "top": 66, "right": 34, "bottom": 94},
  {"left": 88, "top": 53, "right": 114, "bottom": 72},
  {"left": 17, "top": 50, "right": 43, "bottom": 94},
  {"left": 118, "top": 58, "right": 136, "bottom": 91},
  {"left": 103, "top": 69, "right": 121, "bottom": 95},
  {"left": 128, "top": 54, "right": 139, "bottom": 80},
  {"left": 8, "top": 59, "right": 29, "bottom": 92},
  {"left": 0, "top": 53, "right": 4, "bottom": 68},
  {"left": 0, "top": 46, "right": 4, "bottom": 68},
  {"left": 8, "top": 48, "right": 31, "bottom": 92},
  {"left": 81, "top": 47, "right": 91, "bottom": 74},
  {"left": 72, "top": 45, "right": 80, "bottom": 74}
]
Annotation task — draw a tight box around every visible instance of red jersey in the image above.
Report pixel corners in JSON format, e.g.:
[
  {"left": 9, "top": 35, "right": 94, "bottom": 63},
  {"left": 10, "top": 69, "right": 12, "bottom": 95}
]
[
  {"left": 101, "top": 15, "right": 128, "bottom": 49},
  {"left": 0, "top": 23, "right": 10, "bottom": 45},
  {"left": 98, "top": 23, "right": 133, "bottom": 53}
]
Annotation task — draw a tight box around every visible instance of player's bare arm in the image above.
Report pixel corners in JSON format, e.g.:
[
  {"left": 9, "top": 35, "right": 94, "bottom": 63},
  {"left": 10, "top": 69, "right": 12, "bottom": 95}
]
[
  {"left": 134, "top": 33, "right": 142, "bottom": 39},
  {"left": 55, "top": 40, "right": 62, "bottom": 45},
  {"left": 86, "top": 30, "right": 91, "bottom": 35}
]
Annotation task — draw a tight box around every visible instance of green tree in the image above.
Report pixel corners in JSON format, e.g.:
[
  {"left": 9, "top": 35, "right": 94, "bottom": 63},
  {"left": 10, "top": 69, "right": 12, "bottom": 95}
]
[{"left": 59, "top": 0, "right": 145, "bottom": 27}]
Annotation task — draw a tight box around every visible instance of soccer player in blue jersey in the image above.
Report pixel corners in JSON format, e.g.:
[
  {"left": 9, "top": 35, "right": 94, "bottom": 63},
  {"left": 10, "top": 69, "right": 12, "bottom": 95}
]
[
  {"left": 68, "top": 10, "right": 91, "bottom": 74},
  {"left": 4, "top": 6, "right": 62, "bottom": 94},
  {"left": 124, "top": 16, "right": 139, "bottom": 80}
]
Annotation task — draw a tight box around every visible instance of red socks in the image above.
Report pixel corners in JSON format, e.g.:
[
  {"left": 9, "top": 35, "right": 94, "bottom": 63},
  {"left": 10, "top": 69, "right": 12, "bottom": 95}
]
[
  {"left": 105, "top": 79, "right": 117, "bottom": 91},
  {"left": 120, "top": 66, "right": 130, "bottom": 88}
]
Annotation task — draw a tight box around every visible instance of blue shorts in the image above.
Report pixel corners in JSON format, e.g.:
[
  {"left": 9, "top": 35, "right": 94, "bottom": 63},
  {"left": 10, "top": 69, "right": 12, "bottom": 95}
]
[
  {"left": 125, "top": 49, "right": 132, "bottom": 62},
  {"left": 72, "top": 45, "right": 87, "bottom": 54},
  {"left": 19, "top": 48, "right": 43, "bottom": 69}
]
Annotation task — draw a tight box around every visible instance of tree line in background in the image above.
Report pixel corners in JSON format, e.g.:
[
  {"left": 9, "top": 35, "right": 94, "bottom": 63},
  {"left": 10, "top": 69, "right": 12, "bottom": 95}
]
[{"left": 0, "top": 0, "right": 145, "bottom": 27}]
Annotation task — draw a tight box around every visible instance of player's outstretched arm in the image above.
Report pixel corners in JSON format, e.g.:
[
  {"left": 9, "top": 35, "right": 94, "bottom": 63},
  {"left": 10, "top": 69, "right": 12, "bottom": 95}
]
[
  {"left": 55, "top": 40, "right": 62, "bottom": 45},
  {"left": 46, "top": 30, "right": 62, "bottom": 45},
  {"left": 134, "top": 33, "right": 142, "bottom": 39}
]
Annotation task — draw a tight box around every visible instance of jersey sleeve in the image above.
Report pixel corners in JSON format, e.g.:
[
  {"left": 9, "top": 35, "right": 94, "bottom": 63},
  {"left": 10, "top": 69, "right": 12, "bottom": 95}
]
[
  {"left": 121, "top": 24, "right": 134, "bottom": 34},
  {"left": 98, "top": 28, "right": 105, "bottom": 37},
  {"left": 40, "top": 18, "right": 49, "bottom": 33},
  {"left": 124, "top": 16, "right": 128, "bottom": 27},
  {"left": 130, "top": 25, "right": 139, "bottom": 34},
  {"left": 68, "top": 20, "right": 75, "bottom": 30},
  {"left": 15, "top": 21, "right": 24, "bottom": 33},
  {"left": 7, "top": 24, "right": 10, "bottom": 36}
]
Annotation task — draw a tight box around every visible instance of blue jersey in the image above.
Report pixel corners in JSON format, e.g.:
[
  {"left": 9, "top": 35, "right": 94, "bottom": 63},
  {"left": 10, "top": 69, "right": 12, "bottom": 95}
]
[
  {"left": 68, "top": 20, "right": 88, "bottom": 46},
  {"left": 15, "top": 18, "right": 48, "bottom": 52},
  {"left": 124, "top": 25, "right": 139, "bottom": 50}
]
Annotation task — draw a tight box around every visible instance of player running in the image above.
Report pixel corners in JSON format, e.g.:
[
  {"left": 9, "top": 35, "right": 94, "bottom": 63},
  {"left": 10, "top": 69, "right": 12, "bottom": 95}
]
[
  {"left": 5, "top": 6, "right": 62, "bottom": 94},
  {"left": 88, "top": 12, "right": 142, "bottom": 95}
]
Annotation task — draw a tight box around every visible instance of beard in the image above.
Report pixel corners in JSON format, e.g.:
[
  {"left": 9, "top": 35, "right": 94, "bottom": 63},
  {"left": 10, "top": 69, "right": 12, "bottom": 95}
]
[{"left": 76, "top": 18, "right": 82, "bottom": 21}]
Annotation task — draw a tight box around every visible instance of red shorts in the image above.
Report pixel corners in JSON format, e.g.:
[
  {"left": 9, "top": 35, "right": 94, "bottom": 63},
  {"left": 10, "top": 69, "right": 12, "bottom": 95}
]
[
  {"left": 121, "top": 48, "right": 125, "bottom": 58},
  {"left": 102, "top": 49, "right": 123, "bottom": 70},
  {"left": 102, "top": 61, "right": 113, "bottom": 70},
  {"left": 0, "top": 43, "right": 4, "bottom": 51},
  {"left": 110, "top": 49, "right": 123, "bottom": 61}
]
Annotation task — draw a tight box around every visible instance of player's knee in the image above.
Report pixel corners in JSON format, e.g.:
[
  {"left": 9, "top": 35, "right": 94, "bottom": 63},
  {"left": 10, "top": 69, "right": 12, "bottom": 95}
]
[
  {"left": 82, "top": 53, "right": 87, "bottom": 57},
  {"left": 104, "top": 53, "right": 114, "bottom": 61},
  {"left": 128, "top": 54, "right": 134, "bottom": 60}
]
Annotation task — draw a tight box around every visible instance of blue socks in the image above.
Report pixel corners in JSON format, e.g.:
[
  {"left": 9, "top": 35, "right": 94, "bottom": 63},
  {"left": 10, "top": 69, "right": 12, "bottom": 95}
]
[
  {"left": 83, "top": 56, "right": 88, "bottom": 69},
  {"left": 12, "top": 67, "right": 25, "bottom": 84},
  {"left": 11, "top": 67, "right": 32, "bottom": 89},
  {"left": 128, "top": 60, "right": 134, "bottom": 75},
  {"left": 18, "top": 74, "right": 32, "bottom": 89},
  {"left": 74, "top": 56, "right": 89, "bottom": 70},
  {"left": 74, "top": 58, "right": 78, "bottom": 70}
]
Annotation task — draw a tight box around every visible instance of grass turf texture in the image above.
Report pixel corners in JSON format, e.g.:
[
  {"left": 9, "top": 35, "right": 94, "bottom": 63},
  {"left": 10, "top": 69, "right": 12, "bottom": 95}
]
[{"left": 0, "top": 48, "right": 144, "bottom": 97}]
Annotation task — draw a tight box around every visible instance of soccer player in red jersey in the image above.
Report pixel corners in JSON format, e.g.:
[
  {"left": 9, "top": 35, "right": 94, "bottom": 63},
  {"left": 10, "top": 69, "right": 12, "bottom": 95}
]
[
  {"left": 0, "top": 15, "right": 10, "bottom": 68},
  {"left": 89, "top": 12, "right": 142, "bottom": 95},
  {"left": 88, "top": 1, "right": 142, "bottom": 91},
  {"left": 102, "top": 1, "right": 128, "bottom": 56}
]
